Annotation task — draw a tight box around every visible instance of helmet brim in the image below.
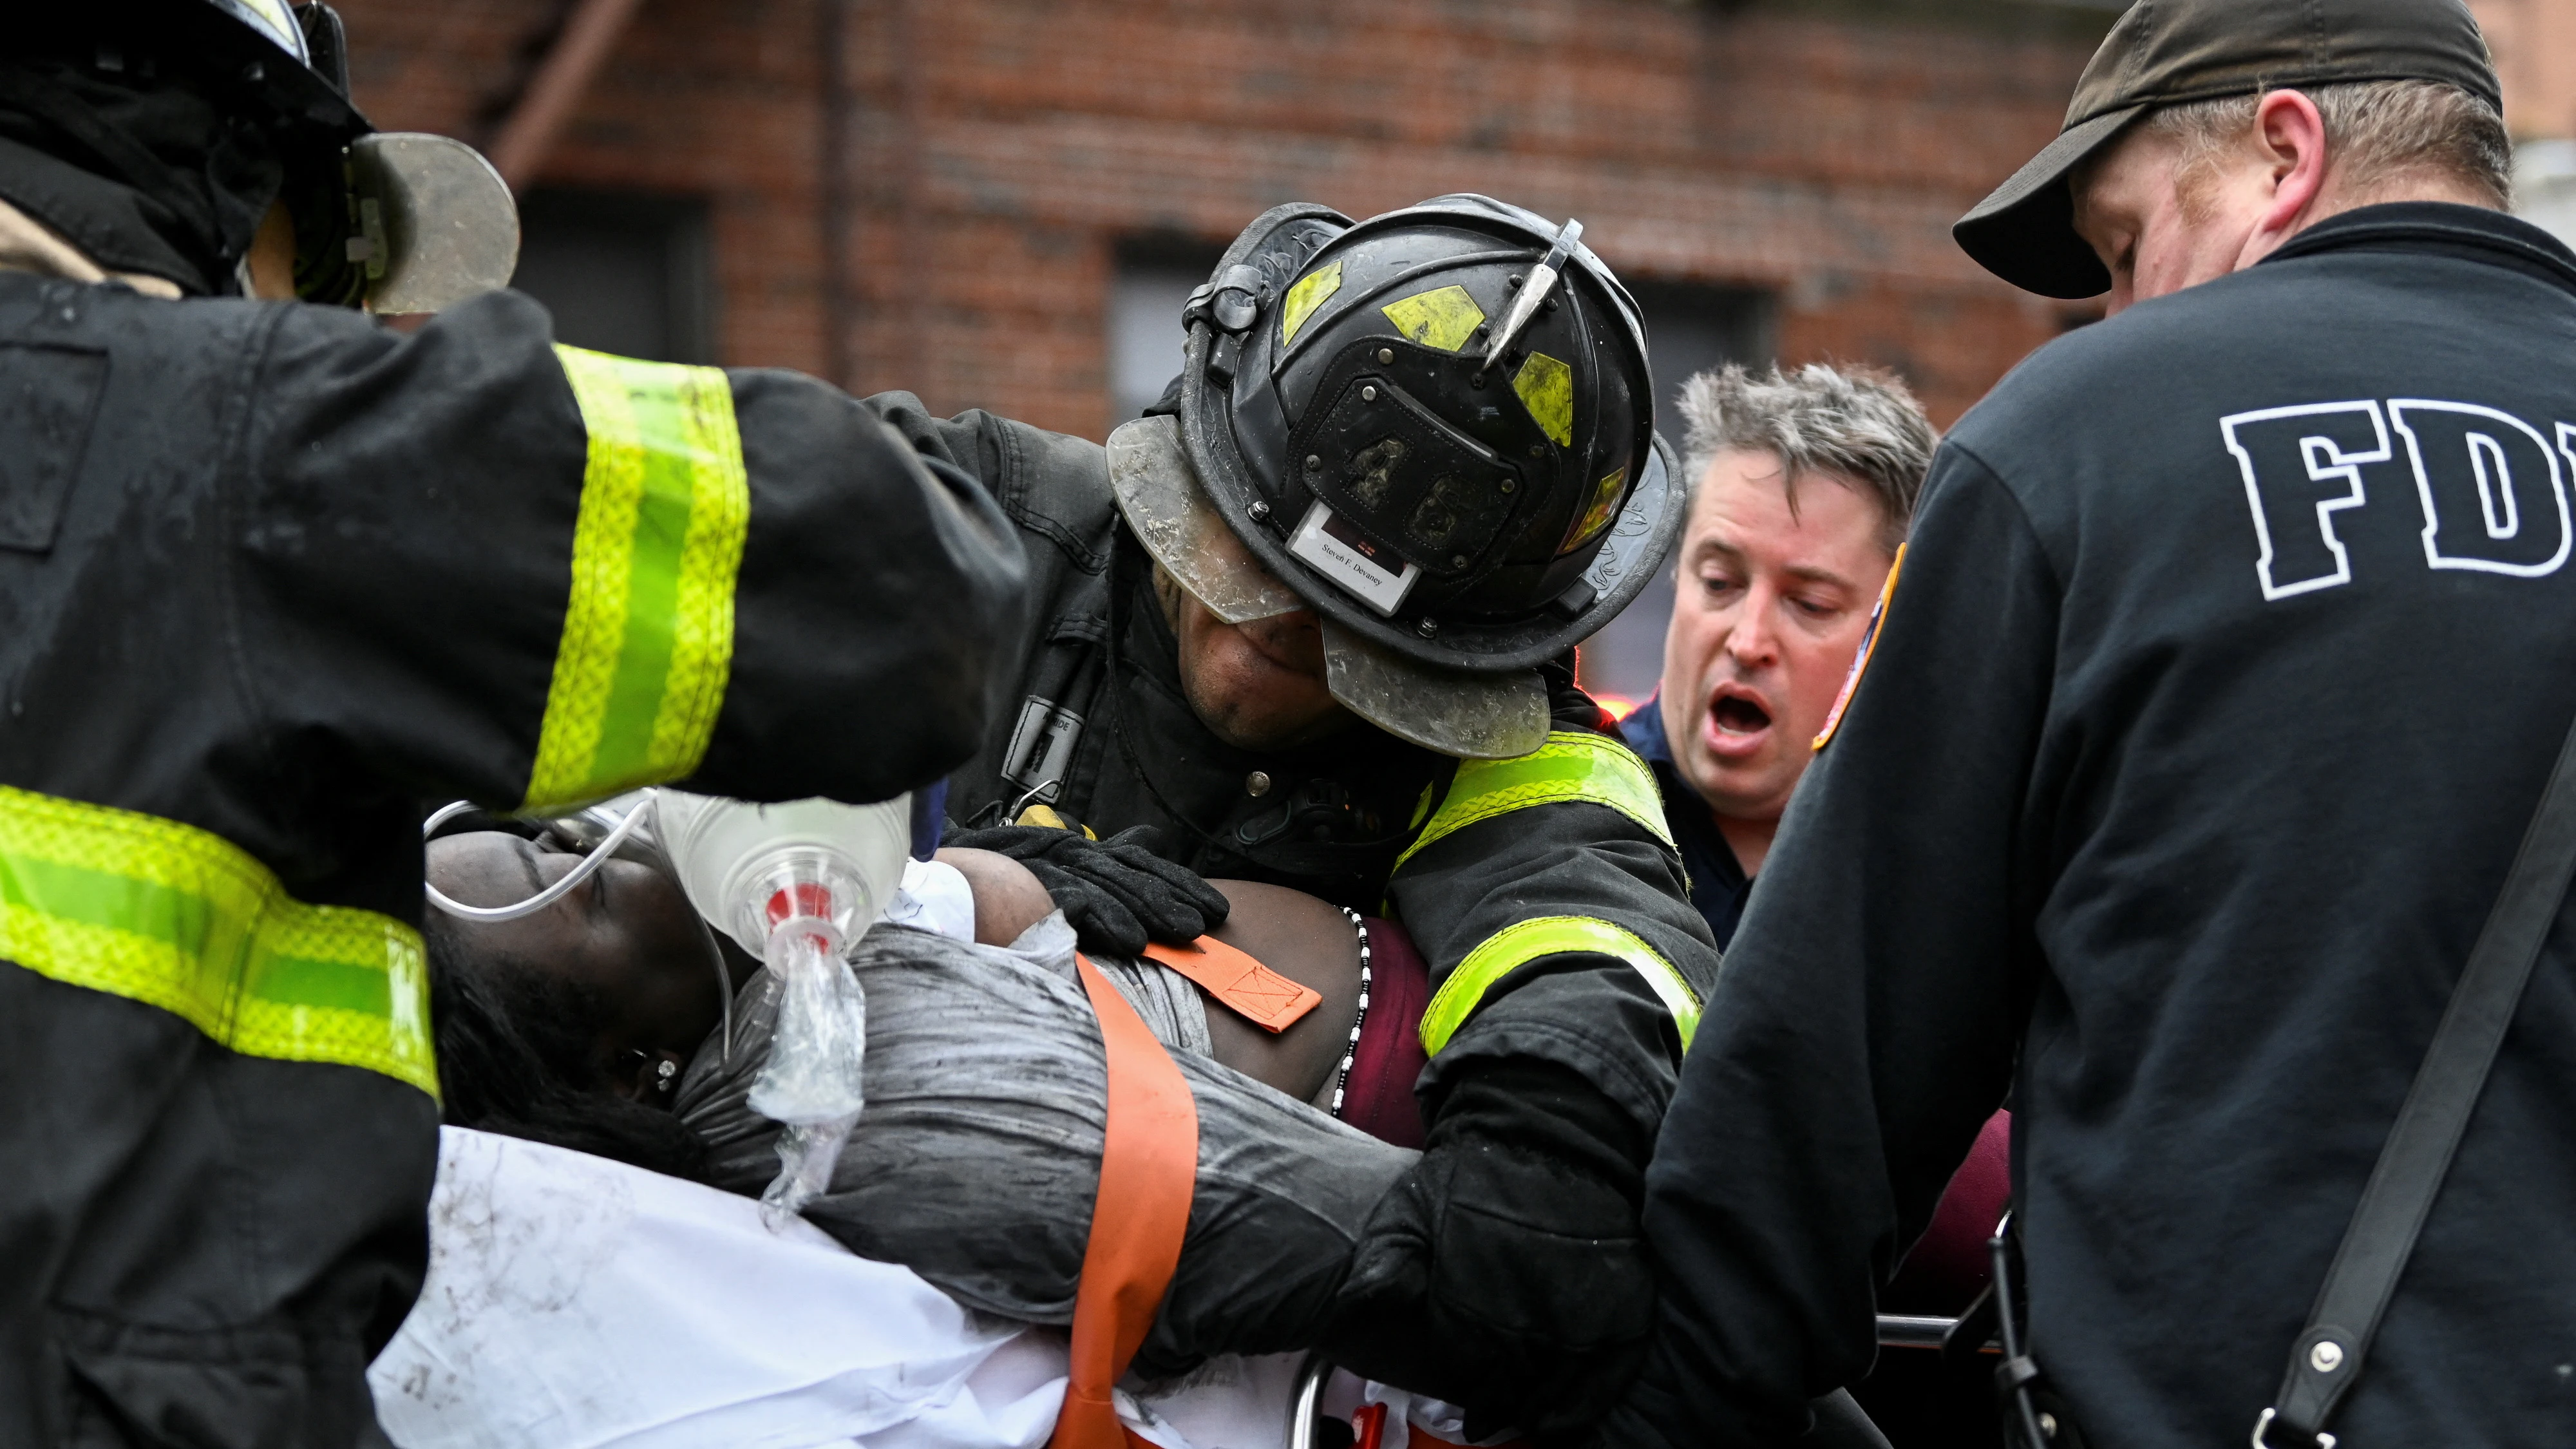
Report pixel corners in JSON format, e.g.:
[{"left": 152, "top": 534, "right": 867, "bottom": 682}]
[
  {"left": 1319, "top": 620, "right": 1549, "bottom": 760},
  {"left": 1108, "top": 415, "right": 1307, "bottom": 625},
  {"left": 1110, "top": 414, "right": 1550, "bottom": 759}
]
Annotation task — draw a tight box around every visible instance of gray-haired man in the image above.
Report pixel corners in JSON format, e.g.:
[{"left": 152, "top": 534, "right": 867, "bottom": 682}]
[{"left": 1619, "top": 363, "right": 1933, "bottom": 949}]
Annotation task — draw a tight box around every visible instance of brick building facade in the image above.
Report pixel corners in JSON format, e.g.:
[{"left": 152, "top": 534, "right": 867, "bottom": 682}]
[
  {"left": 325, "top": 0, "right": 2576, "bottom": 698},
  {"left": 332, "top": 0, "right": 2121, "bottom": 696},
  {"left": 336, "top": 0, "right": 2113, "bottom": 428}
]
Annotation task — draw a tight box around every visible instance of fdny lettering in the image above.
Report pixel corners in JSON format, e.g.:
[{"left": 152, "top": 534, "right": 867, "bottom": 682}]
[{"left": 2224, "top": 397, "right": 2576, "bottom": 600}]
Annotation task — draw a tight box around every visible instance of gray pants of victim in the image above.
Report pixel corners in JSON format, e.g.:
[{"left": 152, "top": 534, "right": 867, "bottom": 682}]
[{"left": 673, "top": 916, "right": 1417, "bottom": 1380}]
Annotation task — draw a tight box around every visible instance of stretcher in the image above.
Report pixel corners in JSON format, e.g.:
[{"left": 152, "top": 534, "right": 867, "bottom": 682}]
[{"left": 370, "top": 922, "right": 1473, "bottom": 1449}]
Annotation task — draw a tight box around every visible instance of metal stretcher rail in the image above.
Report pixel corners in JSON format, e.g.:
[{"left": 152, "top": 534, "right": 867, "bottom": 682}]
[{"left": 1877, "top": 1313, "right": 2000, "bottom": 1352}]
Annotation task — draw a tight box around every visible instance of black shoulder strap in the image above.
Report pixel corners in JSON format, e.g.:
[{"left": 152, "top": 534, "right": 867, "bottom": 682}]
[{"left": 2258, "top": 710, "right": 2576, "bottom": 1447}]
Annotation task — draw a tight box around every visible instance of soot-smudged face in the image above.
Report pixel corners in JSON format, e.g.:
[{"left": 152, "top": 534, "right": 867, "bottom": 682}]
[{"left": 1152, "top": 544, "right": 1354, "bottom": 753}]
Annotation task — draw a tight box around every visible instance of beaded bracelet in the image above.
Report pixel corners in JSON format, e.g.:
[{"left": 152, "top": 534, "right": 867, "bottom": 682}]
[{"left": 1330, "top": 905, "right": 1373, "bottom": 1121}]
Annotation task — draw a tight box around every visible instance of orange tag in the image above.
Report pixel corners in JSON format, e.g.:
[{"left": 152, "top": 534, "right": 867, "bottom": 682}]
[{"left": 1142, "top": 936, "right": 1322, "bottom": 1033}]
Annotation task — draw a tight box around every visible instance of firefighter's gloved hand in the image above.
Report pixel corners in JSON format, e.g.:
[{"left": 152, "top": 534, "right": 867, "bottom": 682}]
[
  {"left": 942, "top": 822, "right": 1229, "bottom": 957},
  {"left": 1325, "top": 1058, "right": 1656, "bottom": 1448}
]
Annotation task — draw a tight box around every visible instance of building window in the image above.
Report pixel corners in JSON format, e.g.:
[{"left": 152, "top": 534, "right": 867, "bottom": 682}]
[
  {"left": 510, "top": 190, "right": 714, "bottom": 365},
  {"left": 1577, "top": 282, "right": 1776, "bottom": 718},
  {"left": 1107, "top": 236, "right": 1224, "bottom": 433}
]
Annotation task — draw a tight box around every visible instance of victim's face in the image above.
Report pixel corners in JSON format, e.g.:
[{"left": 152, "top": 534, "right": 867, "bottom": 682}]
[{"left": 427, "top": 832, "right": 724, "bottom": 1097}]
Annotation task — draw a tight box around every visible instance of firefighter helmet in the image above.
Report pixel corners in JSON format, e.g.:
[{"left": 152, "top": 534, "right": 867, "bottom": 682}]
[
  {"left": 1113, "top": 196, "right": 1681, "bottom": 759},
  {"left": 19, "top": 2, "right": 517, "bottom": 311}
]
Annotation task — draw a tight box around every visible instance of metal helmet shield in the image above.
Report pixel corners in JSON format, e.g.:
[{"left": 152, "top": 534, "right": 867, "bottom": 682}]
[{"left": 1175, "top": 196, "right": 1680, "bottom": 676}]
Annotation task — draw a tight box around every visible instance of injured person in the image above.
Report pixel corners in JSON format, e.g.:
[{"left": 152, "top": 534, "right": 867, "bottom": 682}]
[{"left": 413, "top": 824, "right": 1435, "bottom": 1391}]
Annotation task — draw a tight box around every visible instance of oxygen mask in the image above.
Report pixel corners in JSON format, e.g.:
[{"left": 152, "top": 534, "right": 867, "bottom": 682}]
[
  {"left": 654, "top": 790, "right": 912, "bottom": 1224},
  {"left": 424, "top": 788, "right": 911, "bottom": 1226}
]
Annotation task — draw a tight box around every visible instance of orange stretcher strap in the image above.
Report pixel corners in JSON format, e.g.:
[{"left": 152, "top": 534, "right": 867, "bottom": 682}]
[
  {"left": 1050, "top": 953, "right": 1202, "bottom": 1449},
  {"left": 1142, "top": 935, "right": 1322, "bottom": 1034}
]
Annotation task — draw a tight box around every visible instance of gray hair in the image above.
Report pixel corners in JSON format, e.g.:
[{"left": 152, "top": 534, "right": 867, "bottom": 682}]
[
  {"left": 1674, "top": 361, "right": 1935, "bottom": 553},
  {"left": 2143, "top": 79, "right": 2511, "bottom": 211}
]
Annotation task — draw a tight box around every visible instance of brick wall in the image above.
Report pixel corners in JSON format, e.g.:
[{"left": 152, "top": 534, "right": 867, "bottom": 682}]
[
  {"left": 332, "top": 0, "right": 2105, "bottom": 436},
  {"left": 2474, "top": 0, "right": 2576, "bottom": 139}
]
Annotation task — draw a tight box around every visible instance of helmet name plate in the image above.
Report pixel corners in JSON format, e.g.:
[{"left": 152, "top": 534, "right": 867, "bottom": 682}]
[{"left": 1287, "top": 502, "right": 1421, "bottom": 617}]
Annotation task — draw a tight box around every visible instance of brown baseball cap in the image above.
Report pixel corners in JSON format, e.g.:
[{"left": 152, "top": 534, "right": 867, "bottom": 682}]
[{"left": 1954, "top": 0, "right": 2501, "bottom": 298}]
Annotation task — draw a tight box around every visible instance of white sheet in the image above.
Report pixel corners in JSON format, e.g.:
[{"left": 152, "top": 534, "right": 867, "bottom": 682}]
[
  {"left": 373, "top": 1128, "right": 1065, "bottom": 1449},
  {"left": 372, "top": 1130, "right": 1426, "bottom": 1449}
]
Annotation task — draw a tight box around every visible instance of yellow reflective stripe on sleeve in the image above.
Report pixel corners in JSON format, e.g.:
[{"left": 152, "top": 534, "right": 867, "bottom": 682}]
[
  {"left": 525, "top": 346, "right": 751, "bottom": 814},
  {"left": 1420, "top": 915, "right": 1701, "bottom": 1057},
  {"left": 1394, "top": 729, "right": 1672, "bottom": 874},
  {"left": 0, "top": 784, "right": 437, "bottom": 1099}
]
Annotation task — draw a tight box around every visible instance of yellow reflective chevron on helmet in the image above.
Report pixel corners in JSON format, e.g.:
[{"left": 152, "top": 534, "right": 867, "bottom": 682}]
[
  {"left": 1420, "top": 915, "right": 1700, "bottom": 1057},
  {"left": 1280, "top": 261, "right": 1343, "bottom": 348},
  {"left": 1381, "top": 285, "right": 1487, "bottom": 352},
  {"left": 0, "top": 784, "right": 435, "bottom": 1099},
  {"left": 1562, "top": 465, "right": 1625, "bottom": 551},
  {"left": 214, "top": 0, "right": 310, "bottom": 62},
  {"left": 1396, "top": 729, "right": 1672, "bottom": 875},
  {"left": 1512, "top": 351, "right": 1574, "bottom": 446},
  {"left": 526, "top": 347, "right": 750, "bottom": 815}
]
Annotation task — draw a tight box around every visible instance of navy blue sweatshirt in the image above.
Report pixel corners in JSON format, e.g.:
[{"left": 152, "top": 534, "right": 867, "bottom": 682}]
[{"left": 1621, "top": 696, "right": 1754, "bottom": 949}]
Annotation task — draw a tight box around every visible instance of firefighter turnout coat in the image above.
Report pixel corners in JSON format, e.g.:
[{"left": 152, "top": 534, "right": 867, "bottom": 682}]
[
  {"left": 0, "top": 279, "right": 1026, "bottom": 1445},
  {"left": 872, "top": 393, "right": 1714, "bottom": 1151},
  {"left": 867, "top": 396, "right": 1717, "bottom": 1439}
]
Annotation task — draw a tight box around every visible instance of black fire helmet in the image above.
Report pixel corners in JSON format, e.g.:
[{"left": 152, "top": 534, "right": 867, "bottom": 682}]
[
  {"left": 10, "top": 1, "right": 517, "bottom": 311},
  {"left": 1116, "top": 196, "right": 1681, "bottom": 759}
]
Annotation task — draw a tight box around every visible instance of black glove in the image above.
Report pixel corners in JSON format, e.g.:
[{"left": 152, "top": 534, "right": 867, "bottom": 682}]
[
  {"left": 1323, "top": 1058, "right": 1657, "bottom": 1448},
  {"left": 942, "top": 822, "right": 1229, "bottom": 956}
]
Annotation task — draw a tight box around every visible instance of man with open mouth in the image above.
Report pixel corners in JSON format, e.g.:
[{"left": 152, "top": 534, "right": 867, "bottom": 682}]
[{"left": 1620, "top": 363, "right": 1933, "bottom": 949}]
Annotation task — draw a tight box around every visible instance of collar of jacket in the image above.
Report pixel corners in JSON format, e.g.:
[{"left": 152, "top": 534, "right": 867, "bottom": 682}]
[{"left": 2262, "top": 200, "right": 2576, "bottom": 298}]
